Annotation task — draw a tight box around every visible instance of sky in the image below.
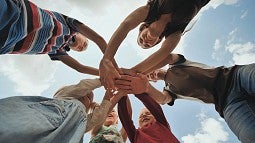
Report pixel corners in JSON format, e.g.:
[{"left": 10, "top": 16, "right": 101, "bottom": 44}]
[{"left": 0, "top": 0, "right": 254, "bottom": 143}]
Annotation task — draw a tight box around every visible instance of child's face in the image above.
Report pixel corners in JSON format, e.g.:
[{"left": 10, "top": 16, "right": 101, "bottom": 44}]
[
  {"left": 104, "top": 109, "right": 118, "bottom": 126},
  {"left": 138, "top": 108, "right": 156, "bottom": 128},
  {"left": 69, "top": 33, "right": 88, "bottom": 52}
]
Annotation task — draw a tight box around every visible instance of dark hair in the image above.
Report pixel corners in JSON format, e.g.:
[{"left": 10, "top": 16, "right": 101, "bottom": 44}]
[{"left": 172, "top": 1, "right": 198, "bottom": 24}]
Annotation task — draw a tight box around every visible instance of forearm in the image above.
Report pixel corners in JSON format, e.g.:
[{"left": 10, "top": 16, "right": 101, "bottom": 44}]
[
  {"left": 103, "top": 22, "right": 132, "bottom": 60},
  {"left": 146, "top": 84, "right": 172, "bottom": 104},
  {"left": 74, "top": 21, "right": 107, "bottom": 53},
  {"left": 132, "top": 49, "right": 169, "bottom": 74},
  {"left": 132, "top": 32, "right": 182, "bottom": 74},
  {"left": 85, "top": 99, "right": 112, "bottom": 133},
  {"left": 77, "top": 65, "right": 99, "bottom": 76},
  {"left": 104, "top": 6, "right": 148, "bottom": 60},
  {"left": 143, "top": 53, "right": 180, "bottom": 74}
]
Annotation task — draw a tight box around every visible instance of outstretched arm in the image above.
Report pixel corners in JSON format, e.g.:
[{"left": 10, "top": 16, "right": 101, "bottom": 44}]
[
  {"left": 119, "top": 96, "right": 131, "bottom": 142},
  {"left": 143, "top": 53, "right": 180, "bottom": 74},
  {"left": 132, "top": 32, "right": 182, "bottom": 74},
  {"left": 57, "top": 55, "right": 99, "bottom": 76},
  {"left": 74, "top": 20, "right": 107, "bottom": 53},
  {"left": 89, "top": 91, "right": 127, "bottom": 135},
  {"left": 115, "top": 74, "right": 172, "bottom": 104},
  {"left": 99, "top": 5, "right": 149, "bottom": 90},
  {"left": 118, "top": 96, "right": 136, "bottom": 143}
]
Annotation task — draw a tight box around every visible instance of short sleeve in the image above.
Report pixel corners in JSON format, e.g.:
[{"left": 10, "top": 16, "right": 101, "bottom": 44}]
[
  {"left": 163, "top": 86, "right": 177, "bottom": 106},
  {"left": 65, "top": 17, "right": 81, "bottom": 32},
  {"left": 48, "top": 48, "right": 68, "bottom": 61}
]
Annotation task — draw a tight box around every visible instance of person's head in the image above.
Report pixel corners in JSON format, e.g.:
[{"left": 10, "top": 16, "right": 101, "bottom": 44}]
[
  {"left": 69, "top": 33, "right": 89, "bottom": 52},
  {"left": 138, "top": 107, "right": 156, "bottom": 128},
  {"left": 137, "top": 23, "right": 163, "bottom": 49},
  {"left": 104, "top": 108, "right": 118, "bottom": 126}
]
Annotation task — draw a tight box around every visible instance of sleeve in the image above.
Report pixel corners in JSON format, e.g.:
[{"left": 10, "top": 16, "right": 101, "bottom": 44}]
[
  {"left": 118, "top": 96, "right": 136, "bottom": 143},
  {"left": 164, "top": 86, "right": 177, "bottom": 106},
  {"left": 135, "top": 93, "right": 170, "bottom": 128},
  {"left": 86, "top": 100, "right": 112, "bottom": 132},
  {"left": 64, "top": 15, "right": 83, "bottom": 32},
  {"left": 53, "top": 78, "right": 101, "bottom": 100},
  {"left": 48, "top": 47, "right": 69, "bottom": 61},
  {"left": 170, "top": 54, "right": 186, "bottom": 65}
]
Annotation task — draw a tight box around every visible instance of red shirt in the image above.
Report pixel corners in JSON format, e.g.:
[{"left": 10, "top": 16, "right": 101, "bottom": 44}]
[{"left": 118, "top": 94, "right": 179, "bottom": 143}]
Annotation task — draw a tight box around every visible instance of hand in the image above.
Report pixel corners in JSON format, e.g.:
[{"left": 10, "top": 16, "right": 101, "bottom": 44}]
[
  {"left": 114, "top": 74, "right": 150, "bottom": 94},
  {"left": 99, "top": 58, "right": 121, "bottom": 90},
  {"left": 119, "top": 68, "right": 137, "bottom": 76},
  {"left": 147, "top": 71, "right": 158, "bottom": 82},
  {"left": 146, "top": 69, "right": 163, "bottom": 82}
]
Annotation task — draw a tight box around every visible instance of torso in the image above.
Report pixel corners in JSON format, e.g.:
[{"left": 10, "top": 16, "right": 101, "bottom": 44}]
[
  {"left": 136, "top": 122, "right": 179, "bottom": 143},
  {"left": 164, "top": 59, "right": 240, "bottom": 116},
  {"left": 0, "top": 0, "right": 75, "bottom": 54}
]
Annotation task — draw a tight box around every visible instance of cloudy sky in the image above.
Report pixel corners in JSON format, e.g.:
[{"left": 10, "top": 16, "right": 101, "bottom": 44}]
[{"left": 1, "top": 0, "right": 254, "bottom": 142}]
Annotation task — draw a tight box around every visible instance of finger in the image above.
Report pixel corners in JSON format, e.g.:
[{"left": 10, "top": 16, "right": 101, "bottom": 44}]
[
  {"left": 117, "top": 68, "right": 124, "bottom": 75},
  {"left": 117, "top": 89, "right": 133, "bottom": 94},
  {"left": 121, "top": 68, "right": 137, "bottom": 76},
  {"left": 118, "top": 75, "right": 133, "bottom": 81},
  {"left": 115, "top": 79, "right": 131, "bottom": 85},
  {"left": 107, "top": 78, "right": 115, "bottom": 90},
  {"left": 137, "top": 73, "right": 147, "bottom": 80},
  {"left": 115, "top": 84, "right": 131, "bottom": 90}
]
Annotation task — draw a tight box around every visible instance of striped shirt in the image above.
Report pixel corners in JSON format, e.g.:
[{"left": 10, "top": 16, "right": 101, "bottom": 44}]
[{"left": 0, "top": 0, "right": 79, "bottom": 57}]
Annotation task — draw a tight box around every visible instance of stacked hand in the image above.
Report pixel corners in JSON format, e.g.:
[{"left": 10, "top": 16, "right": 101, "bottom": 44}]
[{"left": 114, "top": 73, "right": 150, "bottom": 94}]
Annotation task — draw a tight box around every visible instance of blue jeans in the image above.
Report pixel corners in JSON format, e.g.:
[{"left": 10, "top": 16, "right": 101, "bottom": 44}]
[
  {"left": 223, "top": 63, "right": 255, "bottom": 143},
  {"left": 0, "top": 96, "right": 87, "bottom": 143}
]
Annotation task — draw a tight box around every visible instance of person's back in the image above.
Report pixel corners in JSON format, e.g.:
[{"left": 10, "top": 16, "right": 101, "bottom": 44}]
[{"left": 0, "top": 0, "right": 76, "bottom": 54}]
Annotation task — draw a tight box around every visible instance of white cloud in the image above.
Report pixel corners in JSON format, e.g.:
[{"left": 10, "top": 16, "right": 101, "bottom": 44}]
[
  {"left": 204, "top": 0, "right": 239, "bottom": 10},
  {"left": 212, "top": 39, "right": 225, "bottom": 62},
  {"left": 31, "top": 0, "right": 143, "bottom": 17},
  {"left": 182, "top": 113, "right": 229, "bottom": 143},
  {"left": 240, "top": 11, "right": 248, "bottom": 19},
  {"left": 0, "top": 55, "right": 56, "bottom": 96},
  {"left": 214, "top": 39, "right": 222, "bottom": 51},
  {"left": 212, "top": 27, "right": 255, "bottom": 65},
  {"left": 227, "top": 28, "right": 238, "bottom": 45},
  {"left": 225, "top": 42, "right": 255, "bottom": 65}
]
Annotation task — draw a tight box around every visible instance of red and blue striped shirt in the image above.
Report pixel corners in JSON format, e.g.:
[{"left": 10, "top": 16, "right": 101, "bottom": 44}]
[{"left": 0, "top": 0, "right": 79, "bottom": 58}]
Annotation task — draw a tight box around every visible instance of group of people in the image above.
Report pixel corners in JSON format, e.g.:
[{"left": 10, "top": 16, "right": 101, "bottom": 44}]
[{"left": 0, "top": 0, "right": 254, "bottom": 143}]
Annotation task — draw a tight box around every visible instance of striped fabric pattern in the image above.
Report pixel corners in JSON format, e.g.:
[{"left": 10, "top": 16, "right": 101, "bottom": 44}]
[{"left": 0, "top": 0, "right": 77, "bottom": 55}]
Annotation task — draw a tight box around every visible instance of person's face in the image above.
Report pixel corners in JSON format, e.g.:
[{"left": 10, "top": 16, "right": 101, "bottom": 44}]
[
  {"left": 69, "top": 33, "right": 89, "bottom": 52},
  {"left": 138, "top": 108, "right": 156, "bottom": 128},
  {"left": 104, "top": 109, "right": 118, "bottom": 126},
  {"left": 138, "top": 28, "right": 160, "bottom": 49}
]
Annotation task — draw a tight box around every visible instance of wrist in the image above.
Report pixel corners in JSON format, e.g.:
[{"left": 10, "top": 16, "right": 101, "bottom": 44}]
[
  {"left": 157, "top": 70, "right": 166, "bottom": 80},
  {"left": 145, "top": 83, "right": 151, "bottom": 93}
]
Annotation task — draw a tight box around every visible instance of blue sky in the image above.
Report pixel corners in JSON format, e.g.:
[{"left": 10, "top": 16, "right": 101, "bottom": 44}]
[{"left": 0, "top": 0, "right": 254, "bottom": 142}]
